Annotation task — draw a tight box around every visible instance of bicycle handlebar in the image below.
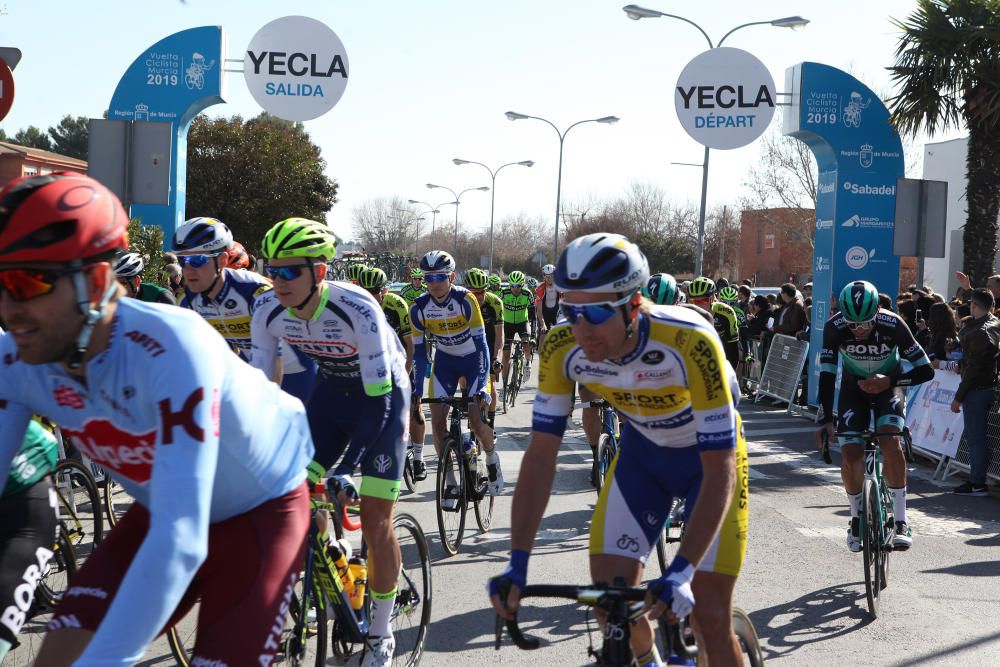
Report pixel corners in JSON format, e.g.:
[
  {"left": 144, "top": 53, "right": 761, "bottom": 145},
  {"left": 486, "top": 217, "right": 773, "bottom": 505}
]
[{"left": 422, "top": 396, "right": 476, "bottom": 408}]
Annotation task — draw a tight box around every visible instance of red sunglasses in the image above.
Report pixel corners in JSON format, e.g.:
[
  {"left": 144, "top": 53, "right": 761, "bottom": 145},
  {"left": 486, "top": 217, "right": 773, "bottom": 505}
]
[{"left": 0, "top": 267, "right": 77, "bottom": 302}]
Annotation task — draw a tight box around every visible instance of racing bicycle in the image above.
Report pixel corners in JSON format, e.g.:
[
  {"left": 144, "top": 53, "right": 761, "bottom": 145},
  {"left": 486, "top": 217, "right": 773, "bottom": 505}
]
[
  {"left": 503, "top": 343, "right": 526, "bottom": 413},
  {"left": 588, "top": 399, "right": 621, "bottom": 492}
]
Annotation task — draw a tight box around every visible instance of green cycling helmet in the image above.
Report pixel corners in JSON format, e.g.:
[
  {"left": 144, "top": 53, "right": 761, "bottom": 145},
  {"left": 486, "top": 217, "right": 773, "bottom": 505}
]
[
  {"left": 410, "top": 268, "right": 424, "bottom": 279},
  {"left": 643, "top": 273, "right": 679, "bottom": 305},
  {"left": 261, "top": 218, "right": 337, "bottom": 261},
  {"left": 508, "top": 270, "right": 525, "bottom": 286},
  {"left": 489, "top": 275, "right": 501, "bottom": 287},
  {"left": 347, "top": 263, "right": 367, "bottom": 281},
  {"left": 688, "top": 276, "right": 716, "bottom": 298},
  {"left": 839, "top": 280, "right": 880, "bottom": 323},
  {"left": 466, "top": 267, "right": 489, "bottom": 289},
  {"left": 359, "top": 267, "right": 388, "bottom": 290},
  {"left": 718, "top": 285, "right": 739, "bottom": 303}
]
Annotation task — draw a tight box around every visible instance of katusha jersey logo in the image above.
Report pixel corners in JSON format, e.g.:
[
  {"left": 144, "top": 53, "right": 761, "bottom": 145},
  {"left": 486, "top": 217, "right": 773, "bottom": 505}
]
[
  {"left": 63, "top": 419, "right": 157, "bottom": 483},
  {"left": 53, "top": 383, "right": 86, "bottom": 410}
]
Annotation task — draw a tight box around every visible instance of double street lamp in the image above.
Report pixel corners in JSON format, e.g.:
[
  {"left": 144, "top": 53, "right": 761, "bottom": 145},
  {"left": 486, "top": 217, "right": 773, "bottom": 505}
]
[
  {"left": 452, "top": 158, "right": 534, "bottom": 273},
  {"left": 425, "top": 183, "right": 490, "bottom": 257},
  {"left": 504, "top": 111, "right": 619, "bottom": 263},
  {"left": 623, "top": 4, "right": 809, "bottom": 277}
]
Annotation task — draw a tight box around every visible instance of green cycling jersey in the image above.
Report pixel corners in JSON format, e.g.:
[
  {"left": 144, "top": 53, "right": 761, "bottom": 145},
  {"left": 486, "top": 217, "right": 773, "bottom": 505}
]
[
  {"left": 501, "top": 288, "right": 532, "bottom": 325},
  {"left": 4, "top": 420, "right": 58, "bottom": 498}
]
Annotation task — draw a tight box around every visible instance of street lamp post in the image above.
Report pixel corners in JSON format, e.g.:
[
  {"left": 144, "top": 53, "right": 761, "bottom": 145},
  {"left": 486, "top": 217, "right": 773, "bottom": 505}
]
[
  {"left": 425, "top": 184, "right": 490, "bottom": 257},
  {"left": 393, "top": 208, "right": 427, "bottom": 257},
  {"left": 452, "top": 158, "right": 534, "bottom": 273},
  {"left": 406, "top": 199, "right": 452, "bottom": 251},
  {"left": 623, "top": 4, "right": 809, "bottom": 277},
  {"left": 505, "top": 111, "right": 618, "bottom": 263}
]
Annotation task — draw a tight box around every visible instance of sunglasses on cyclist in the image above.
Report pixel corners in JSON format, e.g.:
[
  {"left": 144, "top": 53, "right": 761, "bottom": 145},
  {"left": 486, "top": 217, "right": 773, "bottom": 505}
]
[
  {"left": 470, "top": 288, "right": 486, "bottom": 296},
  {"left": 424, "top": 272, "right": 450, "bottom": 283},
  {"left": 265, "top": 264, "right": 313, "bottom": 281},
  {"left": 560, "top": 294, "right": 633, "bottom": 326},
  {"left": 177, "top": 254, "right": 219, "bottom": 269},
  {"left": 848, "top": 319, "right": 875, "bottom": 331},
  {"left": 0, "top": 267, "right": 76, "bottom": 302}
]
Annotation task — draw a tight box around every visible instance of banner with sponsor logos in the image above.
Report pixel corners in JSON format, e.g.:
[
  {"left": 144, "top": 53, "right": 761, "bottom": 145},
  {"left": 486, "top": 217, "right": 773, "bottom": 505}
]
[
  {"left": 782, "top": 62, "right": 903, "bottom": 403},
  {"left": 904, "top": 370, "right": 963, "bottom": 459},
  {"left": 108, "top": 26, "right": 227, "bottom": 244}
]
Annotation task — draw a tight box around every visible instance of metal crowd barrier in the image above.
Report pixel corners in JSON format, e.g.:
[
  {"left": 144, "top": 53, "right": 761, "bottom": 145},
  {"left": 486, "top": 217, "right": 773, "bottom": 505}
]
[
  {"left": 942, "top": 387, "right": 1000, "bottom": 484},
  {"left": 754, "top": 334, "right": 809, "bottom": 415}
]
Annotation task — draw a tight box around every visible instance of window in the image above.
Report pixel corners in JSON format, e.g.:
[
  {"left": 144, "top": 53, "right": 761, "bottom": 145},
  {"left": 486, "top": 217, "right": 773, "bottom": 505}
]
[
  {"left": 22, "top": 166, "right": 38, "bottom": 176},
  {"left": 763, "top": 234, "right": 776, "bottom": 250}
]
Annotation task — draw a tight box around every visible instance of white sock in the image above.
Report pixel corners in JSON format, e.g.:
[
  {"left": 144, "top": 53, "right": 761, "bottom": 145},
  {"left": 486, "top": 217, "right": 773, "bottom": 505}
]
[
  {"left": 369, "top": 586, "right": 397, "bottom": 638},
  {"left": 847, "top": 492, "right": 862, "bottom": 518},
  {"left": 487, "top": 450, "right": 500, "bottom": 466},
  {"left": 412, "top": 443, "right": 423, "bottom": 462},
  {"left": 891, "top": 486, "right": 907, "bottom": 523},
  {"left": 0, "top": 637, "right": 12, "bottom": 662}
]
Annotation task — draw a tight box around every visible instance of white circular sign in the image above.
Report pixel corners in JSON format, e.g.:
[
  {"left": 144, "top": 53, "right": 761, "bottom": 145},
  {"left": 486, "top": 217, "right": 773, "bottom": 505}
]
[
  {"left": 674, "top": 47, "right": 776, "bottom": 150},
  {"left": 244, "top": 16, "right": 349, "bottom": 121},
  {"left": 845, "top": 246, "right": 869, "bottom": 270}
]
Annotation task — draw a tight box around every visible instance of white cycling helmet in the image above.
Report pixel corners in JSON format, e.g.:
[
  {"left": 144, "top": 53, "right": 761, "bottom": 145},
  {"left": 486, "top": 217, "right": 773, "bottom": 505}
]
[
  {"left": 173, "top": 217, "right": 234, "bottom": 255},
  {"left": 541, "top": 263, "right": 556, "bottom": 276},
  {"left": 554, "top": 233, "right": 649, "bottom": 295},
  {"left": 420, "top": 250, "right": 456, "bottom": 274},
  {"left": 113, "top": 252, "right": 144, "bottom": 279}
]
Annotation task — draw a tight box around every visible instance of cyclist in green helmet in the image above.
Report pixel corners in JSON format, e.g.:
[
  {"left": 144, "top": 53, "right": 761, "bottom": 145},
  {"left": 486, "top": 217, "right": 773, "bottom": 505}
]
[
  {"left": 643, "top": 273, "right": 680, "bottom": 306},
  {"left": 252, "top": 218, "right": 409, "bottom": 664},
  {"left": 466, "top": 268, "right": 505, "bottom": 427},
  {"left": 501, "top": 270, "right": 535, "bottom": 389},
  {"left": 488, "top": 274, "right": 502, "bottom": 295},
  {"left": 347, "top": 262, "right": 368, "bottom": 285},
  {"left": 686, "top": 277, "right": 741, "bottom": 370},
  {"left": 400, "top": 267, "right": 426, "bottom": 305}
]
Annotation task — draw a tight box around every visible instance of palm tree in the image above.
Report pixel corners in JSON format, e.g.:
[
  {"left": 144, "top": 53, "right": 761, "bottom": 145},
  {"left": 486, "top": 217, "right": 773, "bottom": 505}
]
[{"left": 888, "top": 0, "right": 1000, "bottom": 286}]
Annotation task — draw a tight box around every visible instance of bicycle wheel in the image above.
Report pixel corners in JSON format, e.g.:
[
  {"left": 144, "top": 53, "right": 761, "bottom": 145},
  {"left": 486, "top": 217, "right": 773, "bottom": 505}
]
[
  {"left": 52, "top": 459, "right": 103, "bottom": 558},
  {"left": 901, "top": 427, "right": 914, "bottom": 463},
  {"left": 403, "top": 447, "right": 416, "bottom": 494},
  {"left": 391, "top": 513, "right": 432, "bottom": 666},
  {"left": 879, "top": 482, "right": 894, "bottom": 589},
  {"left": 435, "top": 438, "right": 467, "bottom": 555},
  {"left": 508, "top": 358, "right": 522, "bottom": 408},
  {"left": 472, "top": 455, "right": 495, "bottom": 532},
  {"left": 595, "top": 433, "right": 615, "bottom": 492},
  {"left": 102, "top": 476, "right": 134, "bottom": 527},
  {"left": 861, "top": 478, "right": 882, "bottom": 618},
  {"left": 732, "top": 607, "right": 765, "bottom": 667},
  {"left": 655, "top": 499, "right": 685, "bottom": 576}
]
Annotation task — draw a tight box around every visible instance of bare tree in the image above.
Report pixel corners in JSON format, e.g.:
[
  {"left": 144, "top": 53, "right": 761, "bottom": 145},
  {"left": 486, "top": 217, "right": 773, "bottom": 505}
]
[{"left": 353, "top": 196, "right": 423, "bottom": 254}]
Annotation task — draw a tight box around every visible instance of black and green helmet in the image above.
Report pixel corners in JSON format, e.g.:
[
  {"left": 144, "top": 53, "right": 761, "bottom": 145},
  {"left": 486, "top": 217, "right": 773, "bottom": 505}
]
[
  {"left": 643, "top": 273, "right": 679, "bottom": 305},
  {"left": 359, "top": 267, "right": 388, "bottom": 290},
  {"left": 718, "top": 285, "right": 739, "bottom": 303},
  {"left": 508, "top": 270, "right": 525, "bottom": 286},
  {"left": 465, "top": 267, "right": 489, "bottom": 289},
  {"left": 839, "top": 280, "right": 879, "bottom": 322},
  {"left": 347, "top": 263, "right": 368, "bottom": 281},
  {"left": 688, "top": 276, "right": 716, "bottom": 298},
  {"left": 261, "top": 218, "right": 337, "bottom": 261}
]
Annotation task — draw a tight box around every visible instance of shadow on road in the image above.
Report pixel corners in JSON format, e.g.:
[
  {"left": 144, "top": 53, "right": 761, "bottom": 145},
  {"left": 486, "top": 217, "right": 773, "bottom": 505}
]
[
  {"left": 886, "top": 629, "right": 1000, "bottom": 666},
  {"left": 749, "top": 583, "right": 872, "bottom": 661},
  {"left": 921, "top": 560, "right": 1000, "bottom": 577}
]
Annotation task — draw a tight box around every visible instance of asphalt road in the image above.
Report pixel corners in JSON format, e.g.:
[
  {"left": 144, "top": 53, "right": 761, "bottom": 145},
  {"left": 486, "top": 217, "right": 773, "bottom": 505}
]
[{"left": 9, "top": 368, "right": 1000, "bottom": 666}]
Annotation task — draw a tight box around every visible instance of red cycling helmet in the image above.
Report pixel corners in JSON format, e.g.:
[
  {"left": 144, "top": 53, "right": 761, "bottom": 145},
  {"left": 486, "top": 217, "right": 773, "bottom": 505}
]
[
  {"left": 227, "top": 241, "right": 250, "bottom": 270},
  {"left": 0, "top": 172, "right": 128, "bottom": 264}
]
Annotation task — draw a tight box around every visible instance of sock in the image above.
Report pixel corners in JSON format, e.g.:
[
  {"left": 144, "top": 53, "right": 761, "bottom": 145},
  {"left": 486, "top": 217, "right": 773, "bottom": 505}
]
[
  {"left": 634, "top": 642, "right": 664, "bottom": 667},
  {"left": 487, "top": 450, "right": 500, "bottom": 466},
  {"left": 369, "top": 586, "right": 397, "bottom": 638},
  {"left": 488, "top": 411, "right": 496, "bottom": 429},
  {"left": 413, "top": 443, "right": 424, "bottom": 462},
  {"left": 847, "top": 492, "right": 862, "bottom": 518},
  {"left": 0, "top": 638, "right": 12, "bottom": 662},
  {"left": 891, "top": 486, "right": 907, "bottom": 523}
]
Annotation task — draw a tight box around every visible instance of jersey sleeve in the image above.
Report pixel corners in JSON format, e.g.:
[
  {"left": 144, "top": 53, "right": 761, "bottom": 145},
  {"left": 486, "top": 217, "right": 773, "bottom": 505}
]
[
  {"left": 249, "top": 297, "right": 281, "bottom": 381},
  {"left": 817, "top": 319, "right": 841, "bottom": 423},
  {"left": 680, "top": 325, "right": 737, "bottom": 451},
  {"left": 79, "top": 341, "right": 225, "bottom": 665},
  {"left": 532, "top": 324, "right": 577, "bottom": 436},
  {"left": 891, "top": 314, "right": 933, "bottom": 386},
  {"left": 409, "top": 300, "right": 427, "bottom": 379},
  {"left": 463, "top": 291, "right": 489, "bottom": 385},
  {"left": 355, "top": 296, "right": 394, "bottom": 397}
]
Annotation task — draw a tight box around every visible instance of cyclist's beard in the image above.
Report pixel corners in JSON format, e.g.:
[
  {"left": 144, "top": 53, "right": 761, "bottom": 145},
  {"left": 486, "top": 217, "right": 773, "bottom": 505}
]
[{"left": 7, "top": 311, "right": 85, "bottom": 365}]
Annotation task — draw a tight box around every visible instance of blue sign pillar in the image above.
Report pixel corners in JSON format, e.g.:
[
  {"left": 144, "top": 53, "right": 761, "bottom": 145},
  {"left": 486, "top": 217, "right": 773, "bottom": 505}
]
[
  {"left": 783, "top": 62, "right": 903, "bottom": 404},
  {"left": 108, "top": 26, "right": 227, "bottom": 244}
]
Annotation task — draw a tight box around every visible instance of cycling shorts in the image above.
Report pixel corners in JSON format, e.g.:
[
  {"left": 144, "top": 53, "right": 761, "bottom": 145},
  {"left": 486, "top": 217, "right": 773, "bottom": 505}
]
[
  {"left": 837, "top": 381, "right": 905, "bottom": 446},
  {"left": 589, "top": 417, "right": 748, "bottom": 577},
  {"left": 542, "top": 306, "right": 559, "bottom": 328},
  {"left": 503, "top": 321, "right": 530, "bottom": 349},
  {"left": 308, "top": 380, "right": 409, "bottom": 501},
  {"left": 428, "top": 351, "right": 487, "bottom": 400},
  {"left": 48, "top": 482, "right": 309, "bottom": 665},
  {"left": 281, "top": 363, "right": 317, "bottom": 405},
  {"left": 0, "top": 478, "right": 58, "bottom": 646}
]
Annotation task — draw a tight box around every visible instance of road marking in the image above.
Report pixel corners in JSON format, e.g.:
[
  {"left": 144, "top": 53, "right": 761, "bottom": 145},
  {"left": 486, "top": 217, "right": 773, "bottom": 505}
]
[{"left": 747, "top": 426, "right": 819, "bottom": 437}]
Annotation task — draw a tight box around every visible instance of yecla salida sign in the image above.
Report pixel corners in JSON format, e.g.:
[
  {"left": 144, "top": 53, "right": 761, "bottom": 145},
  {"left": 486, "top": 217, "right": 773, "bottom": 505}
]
[
  {"left": 674, "top": 47, "right": 776, "bottom": 150},
  {"left": 244, "top": 16, "right": 349, "bottom": 121}
]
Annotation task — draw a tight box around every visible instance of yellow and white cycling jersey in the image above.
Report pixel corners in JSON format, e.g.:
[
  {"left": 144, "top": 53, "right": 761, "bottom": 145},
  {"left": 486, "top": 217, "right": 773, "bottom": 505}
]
[
  {"left": 533, "top": 304, "right": 737, "bottom": 451},
  {"left": 409, "top": 286, "right": 486, "bottom": 358}
]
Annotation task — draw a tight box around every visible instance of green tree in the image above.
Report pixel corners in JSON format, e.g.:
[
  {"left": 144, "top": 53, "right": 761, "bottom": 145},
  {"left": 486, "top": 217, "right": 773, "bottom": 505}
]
[
  {"left": 48, "top": 115, "right": 89, "bottom": 160},
  {"left": 889, "top": 0, "right": 1000, "bottom": 286},
  {"left": 636, "top": 231, "right": 696, "bottom": 277},
  {"left": 185, "top": 113, "right": 338, "bottom": 251},
  {"left": 12, "top": 126, "right": 52, "bottom": 151},
  {"left": 126, "top": 218, "right": 167, "bottom": 287}
]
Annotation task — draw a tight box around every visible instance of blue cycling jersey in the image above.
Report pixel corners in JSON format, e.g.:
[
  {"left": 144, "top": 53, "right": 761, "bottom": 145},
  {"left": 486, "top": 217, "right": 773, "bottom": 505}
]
[{"left": 0, "top": 298, "right": 313, "bottom": 666}]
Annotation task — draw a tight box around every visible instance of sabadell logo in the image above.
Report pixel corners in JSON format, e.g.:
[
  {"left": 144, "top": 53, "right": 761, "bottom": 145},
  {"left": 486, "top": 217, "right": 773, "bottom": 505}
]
[{"left": 842, "top": 181, "right": 895, "bottom": 196}]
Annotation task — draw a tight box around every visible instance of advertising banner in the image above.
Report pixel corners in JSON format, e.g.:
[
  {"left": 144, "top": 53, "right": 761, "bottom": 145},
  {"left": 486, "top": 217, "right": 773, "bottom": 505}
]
[
  {"left": 905, "top": 370, "right": 964, "bottom": 459},
  {"left": 108, "top": 26, "right": 227, "bottom": 242},
  {"left": 783, "top": 62, "right": 904, "bottom": 403}
]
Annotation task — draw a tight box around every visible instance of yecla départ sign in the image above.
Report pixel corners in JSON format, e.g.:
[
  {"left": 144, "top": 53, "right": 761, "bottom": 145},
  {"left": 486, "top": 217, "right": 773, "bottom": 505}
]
[
  {"left": 244, "top": 15, "right": 349, "bottom": 122},
  {"left": 674, "top": 47, "right": 776, "bottom": 150}
]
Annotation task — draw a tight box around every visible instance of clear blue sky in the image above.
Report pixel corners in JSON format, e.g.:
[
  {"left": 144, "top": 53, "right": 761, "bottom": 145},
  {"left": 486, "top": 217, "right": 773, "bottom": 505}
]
[{"left": 0, "top": 0, "right": 959, "bottom": 243}]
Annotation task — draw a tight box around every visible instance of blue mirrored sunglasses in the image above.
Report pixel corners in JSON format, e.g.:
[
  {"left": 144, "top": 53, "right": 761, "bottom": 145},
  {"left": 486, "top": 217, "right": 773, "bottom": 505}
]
[
  {"left": 265, "top": 264, "right": 312, "bottom": 281},
  {"left": 424, "top": 272, "right": 450, "bottom": 283},
  {"left": 560, "top": 294, "right": 633, "bottom": 326},
  {"left": 177, "top": 254, "right": 216, "bottom": 268}
]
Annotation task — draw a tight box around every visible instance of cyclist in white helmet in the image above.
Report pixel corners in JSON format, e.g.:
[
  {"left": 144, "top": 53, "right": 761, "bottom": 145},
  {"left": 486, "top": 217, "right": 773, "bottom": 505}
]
[{"left": 112, "top": 251, "right": 176, "bottom": 305}]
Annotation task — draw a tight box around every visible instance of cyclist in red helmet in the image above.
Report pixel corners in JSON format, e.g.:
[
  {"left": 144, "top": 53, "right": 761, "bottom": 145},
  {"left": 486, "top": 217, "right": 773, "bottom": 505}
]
[{"left": 0, "top": 173, "right": 314, "bottom": 666}]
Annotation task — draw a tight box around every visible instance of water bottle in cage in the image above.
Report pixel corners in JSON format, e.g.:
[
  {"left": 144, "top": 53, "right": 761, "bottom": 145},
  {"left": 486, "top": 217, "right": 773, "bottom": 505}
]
[{"left": 463, "top": 436, "right": 478, "bottom": 464}]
